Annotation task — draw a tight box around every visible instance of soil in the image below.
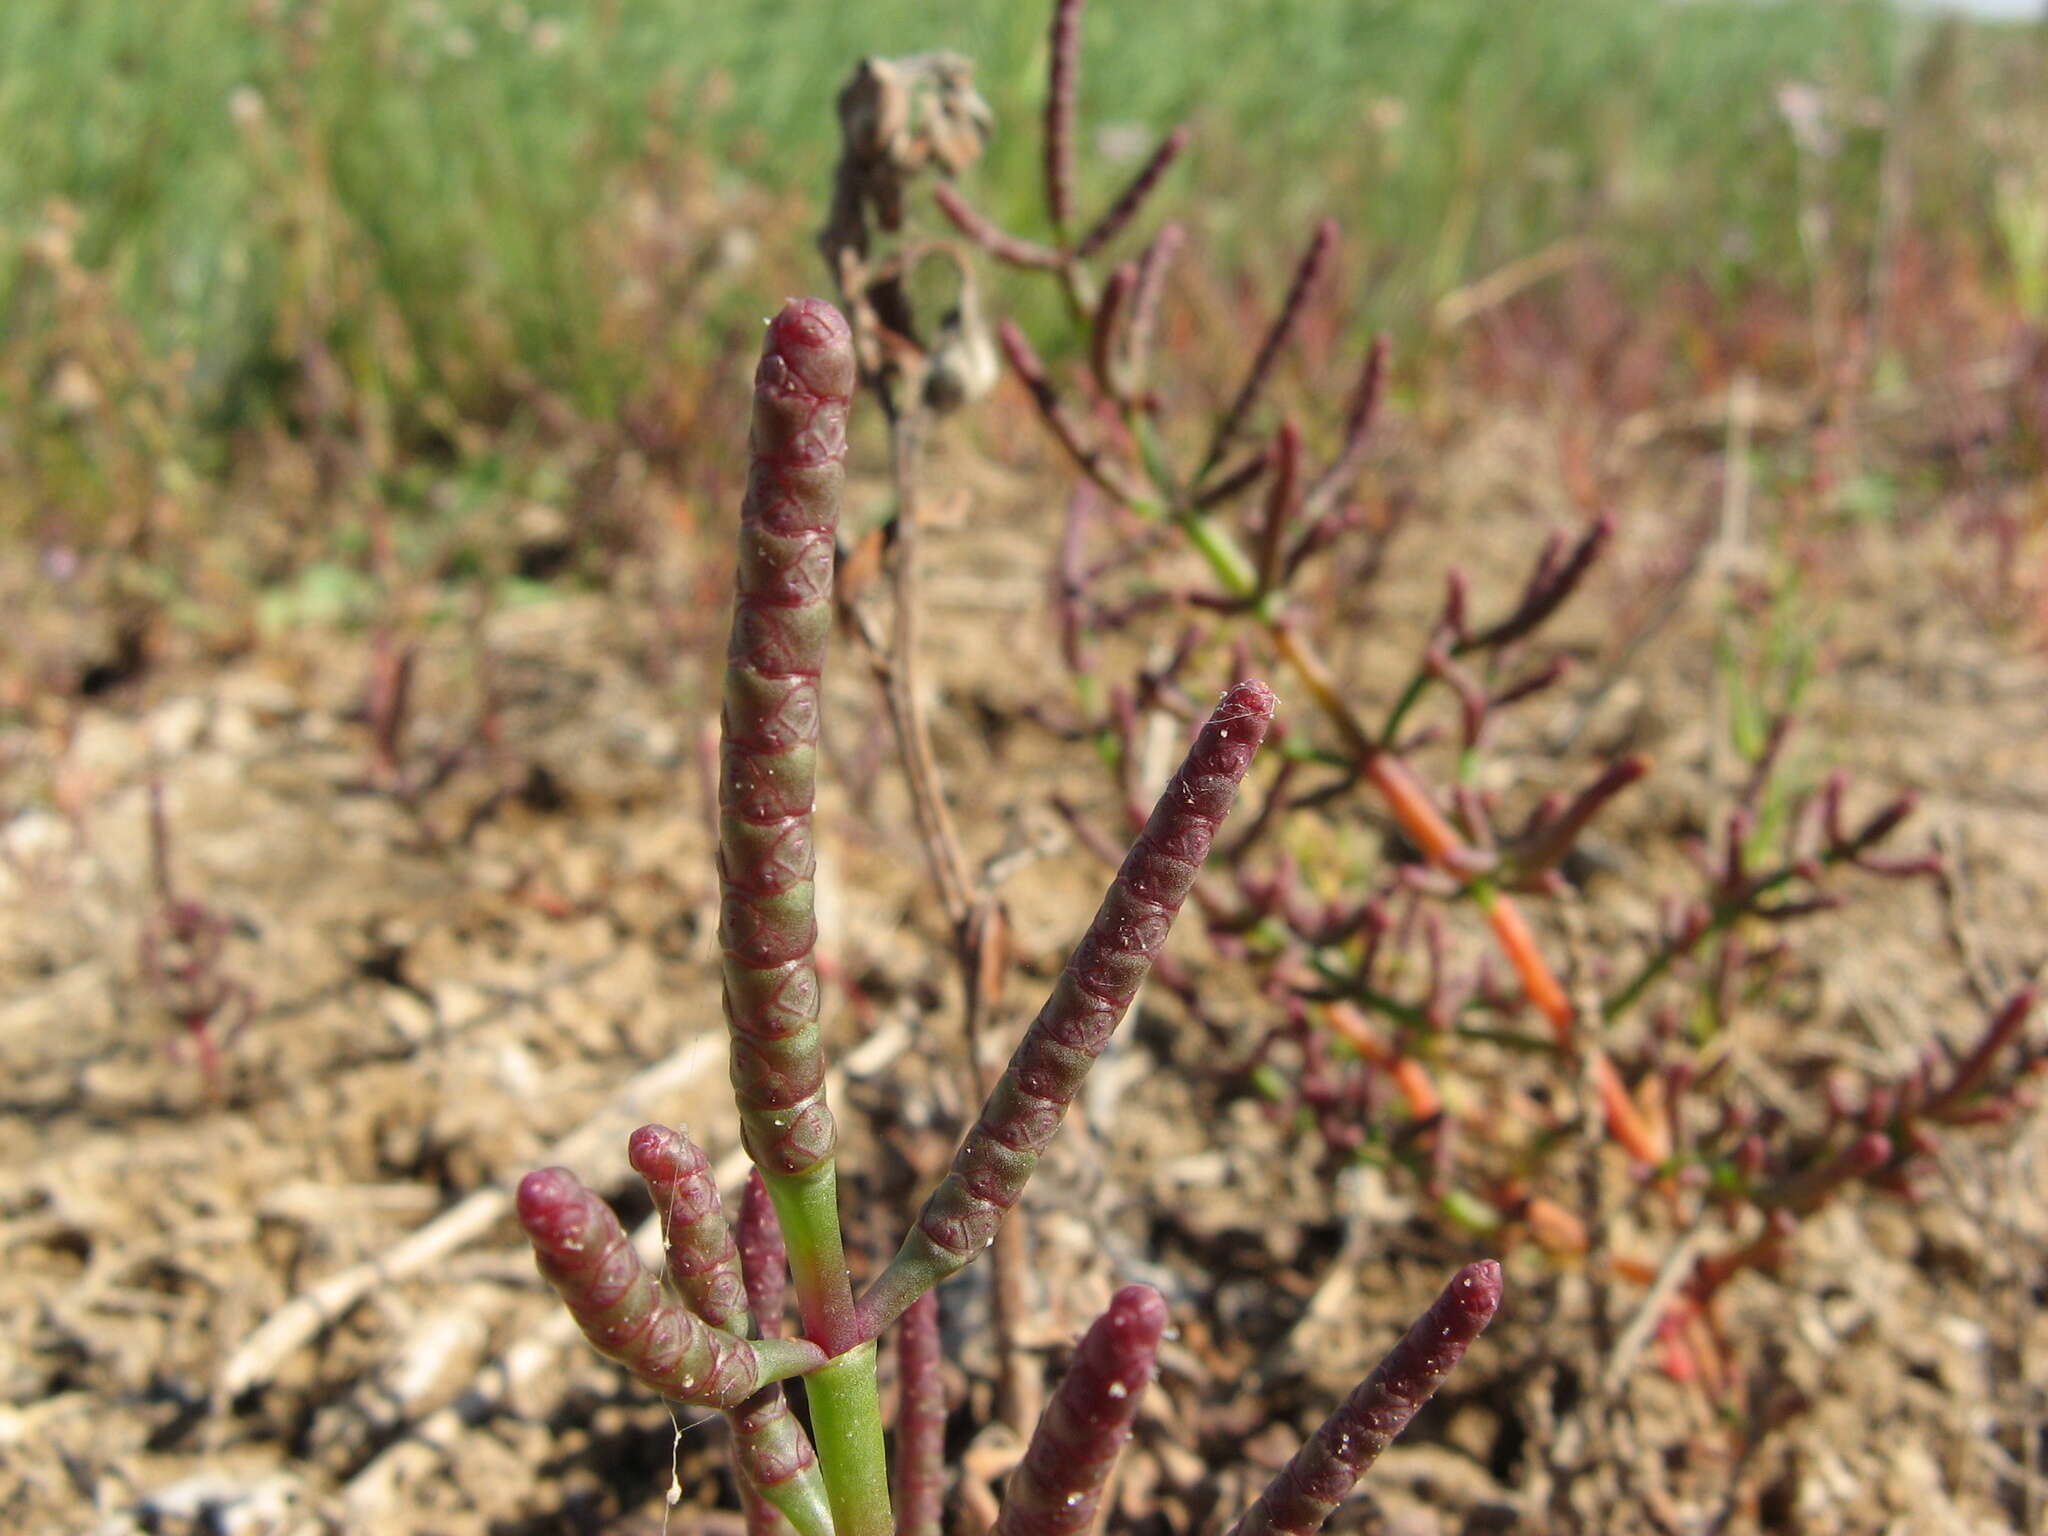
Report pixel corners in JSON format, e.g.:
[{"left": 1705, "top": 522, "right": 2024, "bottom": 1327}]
[{"left": 3, "top": 381, "right": 2046, "bottom": 1536}]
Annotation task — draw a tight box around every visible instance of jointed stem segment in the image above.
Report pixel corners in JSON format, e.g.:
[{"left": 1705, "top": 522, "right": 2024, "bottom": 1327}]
[
  {"left": 1227, "top": 1261, "right": 1503, "bottom": 1536},
  {"left": 515, "top": 1167, "right": 824, "bottom": 1408},
  {"left": 719, "top": 299, "right": 854, "bottom": 1188},
  {"left": 858, "top": 681, "right": 1277, "bottom": 1337},
  {"left": 629, "top": 1126, "right": 832, "bottom": 1535}
]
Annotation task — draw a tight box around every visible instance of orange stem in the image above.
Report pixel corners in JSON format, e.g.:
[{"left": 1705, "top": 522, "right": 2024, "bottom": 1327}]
[
  {"left": 1481, "top": 893, "right": 1574, "bottom": 1042},
  {"left": 1588, "top": 1048, "right": 1671, "bottom": 1165},
  {"left": 1269, "top": 624, "right": 1576, "bottom": 1037},
  {"left": 1323, "top": 1002, "right": 1442, "bottom": 1119}
]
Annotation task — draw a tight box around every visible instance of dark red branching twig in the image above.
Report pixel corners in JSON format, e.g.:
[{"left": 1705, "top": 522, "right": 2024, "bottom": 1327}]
[
  {"left": 1075, "top": 124, "right": 1191, "bottom": 261},
  {"left": 933, "top": 184, "right": 1064, "bottom": 271},
  {"left": 1301, "top": 334, "right": 1389, "bottom": 523},
  {"left": 1200, "top": 218, "right": 1339, "bottom": 482},
  {"left": 1043, "top": 0, "right": 1083, "bottom": 234},
  {"left": 999, "top": 320, "right": 1145, "bottom": 505},
  {"left": 1469, "top": 512, "right": 1615, "bottom": 651},
  {"left": 1123, "top": 221, "right": 1186, "bottom": 394},
  {"left": 139, "top": 778, "right": 253, "bottom": 1085}
]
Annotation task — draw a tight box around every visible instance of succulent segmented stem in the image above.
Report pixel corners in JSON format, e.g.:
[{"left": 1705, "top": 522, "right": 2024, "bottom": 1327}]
[
  {"left": 1469, "top": 512, "right": 1613, "bottom": 651},
  {"left": 1122, "top": 221, "right": 1185, "bottom": 392},
  {"left": 1254, "top": 421, "right": 1302, "bottom": 596},
  {"left": 1226, "top": 1261, "right": 1503, "bottom": 1536},
  {"left": 891, "top": 1292, "right": 947, "bottom": 1536},
  {"left": 1000, "top": 320, "right": 1147, "bottom": 506},
  {"left": 729, "top": 1384, "right": 832, "bottom": 1536},
  {"left": 720, "top": 297, "right": 854, "bottom": 1184},
  {"left": 628, "top": 1128, "right": 830, "bottom": 1536},
  {"left": 630, "top": 1125, "right": 750, "bottom": 1327},
  {"left": 1301, "top": 334, "right": 1388, "bottom": 522},
  {"left": 992, "top": 1284, "right": 1166, "bottom": 1536},
  {"left": 1201, "top": 219, "right": 1338, "bottom": 481},
  {"left": 933, "top": 184, "right": 1065, "bottom": 271},
  {"left": 858, "top": 682, "right": 1277, "bottom": 1337},
  {"left": 1925, "top": 987, "right": 2037, "bottom": 1118},
  {"left": 738, "top": 1167, "right": 790, "bottom": 1338},
  {"left": 741, "top": 1491, "right": 799, "bottom": 1536},
  {"left": 1089, "top": 263, "right": 1134, "bottom": 398},
  {"left": 515, "top": 1168, "right": 823, "bottom": 1409},
  {"left": 722, "top": 300, "right": 889, "bottom": 1532}
]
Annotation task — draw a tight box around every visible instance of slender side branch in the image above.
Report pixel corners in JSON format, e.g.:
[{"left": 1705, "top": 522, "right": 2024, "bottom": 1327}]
[
  {"left": 1043, "top": 0, "right": 1084, "bottom": 234},
  {"left": 1200, "top": 218, "right": 1338, "bottom": 482},
  {"left": 933, "top": 184, "right": 1066, "bottom": 270},
  {"left": 1074, "top": 124, "right": 1191, "bottom": 260},
  {"left": 1123, "top": 221, "right": 1186, "bottom": 393},
  {"left": 858, "top": 682, "right": 1277, "bottom": 1337},
  {"left": 1227, "top": 1261, "right": 1503, "bottom": 1536},
  {"left": 631, "top": 1125, "right": 751, "bottom": 1326}
]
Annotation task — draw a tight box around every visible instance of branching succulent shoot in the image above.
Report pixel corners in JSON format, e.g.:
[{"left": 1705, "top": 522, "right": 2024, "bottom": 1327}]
[
  {"left": 907, "top": 0, "right": 2045, "bottom": 1408},
  {"left": 515, "top": 299, "right": 1500, "bottom": 1533}
]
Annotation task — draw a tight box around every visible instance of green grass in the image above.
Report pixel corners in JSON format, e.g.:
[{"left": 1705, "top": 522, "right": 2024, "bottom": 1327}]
[{"left": 0, "top": 0, "right": 2040, "bottom": 453}]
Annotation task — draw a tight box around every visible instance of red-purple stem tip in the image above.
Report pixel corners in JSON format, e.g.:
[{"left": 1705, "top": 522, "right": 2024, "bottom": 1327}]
[
  {"left": 1227, "top": 1260, "right": 1503, "bottom": 1536},
  {"left": 994, "top": 1284, "right": 1167, "bottom": 1535}
]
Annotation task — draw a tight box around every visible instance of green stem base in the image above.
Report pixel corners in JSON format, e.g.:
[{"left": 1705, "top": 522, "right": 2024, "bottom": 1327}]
[{"left": 803, "top": 1343, "right": 891, "bottom": 1536}]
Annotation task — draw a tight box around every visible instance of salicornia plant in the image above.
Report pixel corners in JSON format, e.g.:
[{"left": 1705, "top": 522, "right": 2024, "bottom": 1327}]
[
  {"left": 892, "top": 0, "right": 2045, "bottom": 1417},
  {"left": 515, "top": 298, "right": 1501, "bottom": 1533}
]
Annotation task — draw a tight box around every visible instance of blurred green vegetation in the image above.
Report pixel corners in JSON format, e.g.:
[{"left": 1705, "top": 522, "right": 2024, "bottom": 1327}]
[{"left": 1, "top": 0, "right": 2043, "bottom": 528}]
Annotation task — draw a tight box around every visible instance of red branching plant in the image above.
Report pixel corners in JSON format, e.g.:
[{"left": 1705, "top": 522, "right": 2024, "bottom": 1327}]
[
  {"left": 896, "top": 0, "right": 2044, "bottom": 1419},
  {"left": 515, "top": 299, "right": 1502, "bottom": 1534},
  {"left": 139, "top": 777, "right": 253, "bottom": 1087},
  {"left": 349, "top": 506, "right": 511, "bottom": 843}
]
